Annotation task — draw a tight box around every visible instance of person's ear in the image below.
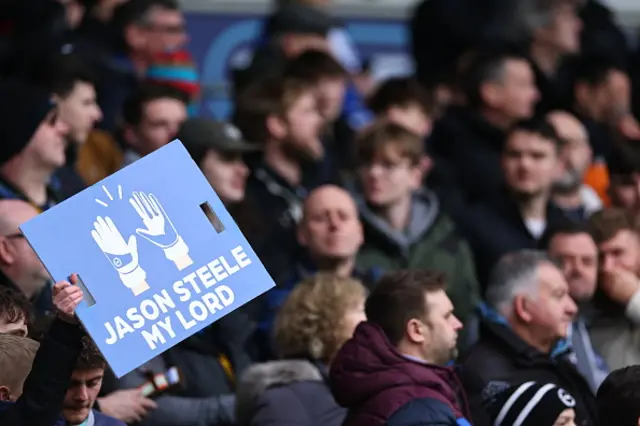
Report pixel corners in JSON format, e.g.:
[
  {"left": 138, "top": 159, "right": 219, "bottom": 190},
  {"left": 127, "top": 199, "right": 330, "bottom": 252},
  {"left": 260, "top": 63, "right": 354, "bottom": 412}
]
[
  {"left": 0, "top": 386, "right": 12, "bottom": 402},
  {"left": 296, "top": 221, "right": 309, "bottom": 247},
  {"left": 409, "top": 163, "right": 425, "bottom": 190},
  {"left": 574, "top": 83, "right": 590, "bottom": 109},
  {"left": 480, "top": 81, "right": 503, "bottom": 109},
  {"left": 514, "top": 295, "right": 533, "bottom": 323},
  {"left": 266, "top": 114, "right": 287, "bottom": 140},
  {"left": 0, "top": 238, "right": 16, "bottom": 266},
  {"left": 406, "top": 318, "right": 426, "bottom": 344}
]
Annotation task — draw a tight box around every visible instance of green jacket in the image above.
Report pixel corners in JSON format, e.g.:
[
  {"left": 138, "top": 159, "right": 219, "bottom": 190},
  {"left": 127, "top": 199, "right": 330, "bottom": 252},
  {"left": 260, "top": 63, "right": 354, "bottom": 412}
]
[{"left": 355, "top": 190, "right": 480, "bottom": 347}]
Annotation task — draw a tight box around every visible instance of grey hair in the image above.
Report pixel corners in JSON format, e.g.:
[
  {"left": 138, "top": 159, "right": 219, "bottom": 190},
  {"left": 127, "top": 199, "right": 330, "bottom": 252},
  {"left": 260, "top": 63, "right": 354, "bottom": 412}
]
[{"left": 485, "top": 250, "right": 555, "bottom": 316}]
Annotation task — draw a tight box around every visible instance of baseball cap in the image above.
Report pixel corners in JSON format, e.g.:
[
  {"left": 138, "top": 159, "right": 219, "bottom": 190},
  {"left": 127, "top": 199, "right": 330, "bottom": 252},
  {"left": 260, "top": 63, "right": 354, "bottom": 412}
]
[{"left": 178, "top": 118, "right": 260, "bottom": 163}]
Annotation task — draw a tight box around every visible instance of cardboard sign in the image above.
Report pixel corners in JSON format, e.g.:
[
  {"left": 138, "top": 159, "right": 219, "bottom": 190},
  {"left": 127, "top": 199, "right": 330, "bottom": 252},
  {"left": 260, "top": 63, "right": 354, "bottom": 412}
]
[{"left": 21, "top": 141, "right": 275, "bottom": 377}]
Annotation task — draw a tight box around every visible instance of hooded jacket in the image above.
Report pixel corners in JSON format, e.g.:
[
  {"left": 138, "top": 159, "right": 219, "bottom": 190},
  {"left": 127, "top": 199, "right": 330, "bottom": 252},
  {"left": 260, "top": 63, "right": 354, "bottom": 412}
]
[
  {"left": 236, "top": 359, "right": 344, "bottom": 426},
  {"left": 354, "top": 190, "right": 480, "bottom": 347},
  {"left": 330, "top": 322, "right": 472, "bottom": 426}
]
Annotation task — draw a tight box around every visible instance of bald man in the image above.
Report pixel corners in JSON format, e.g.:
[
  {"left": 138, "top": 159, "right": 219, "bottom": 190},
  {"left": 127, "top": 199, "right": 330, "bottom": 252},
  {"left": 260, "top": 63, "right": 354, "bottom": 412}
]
[
  {"left": 0, "top": 200, "right": 50, "bottom": 307},
  {"left": 547, "top": 111, "right": 602, "bottom": 220},
  {"left": 256, "top": 185, "right": 378, "bottom": 360},
  {"left": 297, "top": 185, "right": 364, "bottom": 277}
]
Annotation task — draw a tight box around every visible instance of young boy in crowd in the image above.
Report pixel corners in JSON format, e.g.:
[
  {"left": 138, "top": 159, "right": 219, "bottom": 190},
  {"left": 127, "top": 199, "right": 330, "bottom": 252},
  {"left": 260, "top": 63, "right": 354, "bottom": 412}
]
[
  {"left": 485, "top": 381, "right": 578, "bottom": 426},
  {"left": 353, "top": 120, "right": 480, "bottom": 347},
  {"left": 62, "top": 337, "right": 125, "bottom": 426},
  {"left": 0, "top": 276, "right": 84, "bottom": 425}
]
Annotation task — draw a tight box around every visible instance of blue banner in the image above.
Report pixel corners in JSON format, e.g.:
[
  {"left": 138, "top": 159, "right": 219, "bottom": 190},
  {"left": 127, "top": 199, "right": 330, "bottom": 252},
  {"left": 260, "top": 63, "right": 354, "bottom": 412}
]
[
  {"left": 21, "top": 141, "right": 275, "bottom": 377},
  {"left": 185, "top": 12, "right": 409, "bottom": 119}
]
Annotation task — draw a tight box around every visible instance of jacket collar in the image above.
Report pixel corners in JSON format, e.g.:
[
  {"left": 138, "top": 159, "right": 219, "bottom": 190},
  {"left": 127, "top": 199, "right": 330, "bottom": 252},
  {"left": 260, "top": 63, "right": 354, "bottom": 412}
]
[{"left": 477, "top": 303, "right": 571, "bottom": 360}]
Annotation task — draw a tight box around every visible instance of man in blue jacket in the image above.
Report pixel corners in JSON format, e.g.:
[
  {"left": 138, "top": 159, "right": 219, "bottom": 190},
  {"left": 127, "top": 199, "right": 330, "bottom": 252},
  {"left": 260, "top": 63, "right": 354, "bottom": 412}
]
[{"left": 0, "top": 275, "right": 84, "bottom": 426}]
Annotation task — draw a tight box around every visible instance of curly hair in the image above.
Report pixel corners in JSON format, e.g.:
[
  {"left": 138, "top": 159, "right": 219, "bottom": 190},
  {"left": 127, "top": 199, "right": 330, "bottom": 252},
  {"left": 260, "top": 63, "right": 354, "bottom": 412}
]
[
  {"left": 273, "top": 273, "right": 367, "bottom": 363},
  {"left": 76, "top": 335, "right": 106, "bottom": 371},
  {"left": 0, "top": 286, "right": 32, "bottom": 328}
]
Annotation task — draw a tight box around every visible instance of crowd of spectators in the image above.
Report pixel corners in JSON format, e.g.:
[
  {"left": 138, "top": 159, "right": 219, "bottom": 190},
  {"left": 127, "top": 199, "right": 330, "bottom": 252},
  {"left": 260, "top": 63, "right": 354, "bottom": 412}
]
[{"left": 3, "top": 0, "right": 640, "bottom": 425}]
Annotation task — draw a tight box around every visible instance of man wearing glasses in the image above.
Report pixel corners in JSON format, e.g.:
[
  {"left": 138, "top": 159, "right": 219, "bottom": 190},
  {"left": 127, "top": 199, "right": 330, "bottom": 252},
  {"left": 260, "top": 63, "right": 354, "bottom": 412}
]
[
  {"left": 547, "top": 110, "right": 602, "bottom": 221},
  {"left": 0, "top": 80, "right": 70, "bottom": 212},
  {"left": 0, "top": 200, "right": 53, "bottom": 319}
]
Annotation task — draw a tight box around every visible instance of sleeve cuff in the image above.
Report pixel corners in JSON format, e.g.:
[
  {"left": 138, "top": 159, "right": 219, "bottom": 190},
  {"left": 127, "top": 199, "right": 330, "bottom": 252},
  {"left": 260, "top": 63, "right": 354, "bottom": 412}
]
[{"left": 625, "top": 290, "right": 640, "bottom": 325}]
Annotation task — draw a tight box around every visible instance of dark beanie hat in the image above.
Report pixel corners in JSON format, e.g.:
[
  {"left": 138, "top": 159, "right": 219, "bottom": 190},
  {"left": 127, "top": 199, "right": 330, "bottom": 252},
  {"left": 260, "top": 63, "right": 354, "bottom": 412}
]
[
  {"left": 484, "top": 381, "right": 577, "bottom": 426},
  {"left": 0, "top": 79, "right": 54, "bottom": 166}
]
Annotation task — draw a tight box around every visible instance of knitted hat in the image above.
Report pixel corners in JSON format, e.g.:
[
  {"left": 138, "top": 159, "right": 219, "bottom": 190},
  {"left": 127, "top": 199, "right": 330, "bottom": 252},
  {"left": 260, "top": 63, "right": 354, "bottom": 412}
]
[
  {"left": 146, "top": 50, "right": 200, "bottom": 116},
  {"left": 146, "top": 50, "right": 200, "bottom": 100},
  {"left": 0, "top": 79, "right": 54, "bottom": 165},
  {"left": 484, "top": 381, "right": 577, "bottom": 426}
]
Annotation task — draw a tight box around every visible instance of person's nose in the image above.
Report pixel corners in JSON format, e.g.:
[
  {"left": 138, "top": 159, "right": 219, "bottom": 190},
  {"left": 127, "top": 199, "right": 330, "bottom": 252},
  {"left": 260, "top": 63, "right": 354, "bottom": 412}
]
[
  {"left": 565, "top": 296, "right": 578, "bottom": 318},
  {"left": 327, "top": 212, "right": 340, "bottom": 231},
  {"left": 75, "top": 385, "right": 89, "bottom": 402},
  {"left": 57, "top": 119, "right": 70, "bottom": 136},
  {"left": 237, "top": 161, "right": 249, "bottom": 178},
  {"left": 452, "top": 315, "right": 463, "bottom": 331},
  {"left": 565, "top": 259, "right": 581, "bottom": 278},
  {"left": 601, "top": 255, "right": 615, "bottom": 273},
  {"left": 368, "top": 164, "right": 385, "bottom": 179},
  {"left": 94, "top": 105, "right": 103, "bottom": 122}
]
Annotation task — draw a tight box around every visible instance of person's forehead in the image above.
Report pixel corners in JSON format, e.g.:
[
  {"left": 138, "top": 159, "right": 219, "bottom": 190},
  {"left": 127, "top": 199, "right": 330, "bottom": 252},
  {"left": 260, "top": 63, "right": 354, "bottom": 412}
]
[
  {"left": 144, "top": 98, "right": 186, "bottom": 116},
  {"left": 506, "top": 131, "right": 553, "bottom": 150},
  {"left": 0, "top": 201, "right": 39, "bottom": 229},
  {"left": 601, "top": 229, "right": 637, "bottom": 248},
  {"left": 148, "top": 7, "right": 184, "bottom": 23},
  {"left": 305, "top": 188, "right": 357, "bottom": 215},
  {"left": 550, "top": 233, "right": 597, "bottom": 254},
  {"left": 503, "top": 59, "right": 531, "bottom": 77},
  {"left": 67, "top": 81, "right": 96, "bottom": 98},
  {"left": 426, "top": 290, "right": 451, "bottom": 312},
  {"left": 70, "top": 367, "right": 105, "bottom": 382},
  {"left": 290, "top": 91, "right": 316, "bottom": 109}
]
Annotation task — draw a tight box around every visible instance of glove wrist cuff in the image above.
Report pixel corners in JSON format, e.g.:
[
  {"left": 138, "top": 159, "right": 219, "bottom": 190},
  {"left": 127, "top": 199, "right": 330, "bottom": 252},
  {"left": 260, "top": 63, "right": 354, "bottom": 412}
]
[{"left": 164, "top": 236, "right": 189, "bottom": 261}]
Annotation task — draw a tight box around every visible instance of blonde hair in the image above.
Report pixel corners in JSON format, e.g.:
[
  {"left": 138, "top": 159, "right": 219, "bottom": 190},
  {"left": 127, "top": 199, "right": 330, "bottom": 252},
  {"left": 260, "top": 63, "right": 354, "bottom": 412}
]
[
  {"left": 0, "top": 334, "right": 39, "bottom": 396},
  {"left": 274, "top": 273, "right": 366, "bottom": 363}
]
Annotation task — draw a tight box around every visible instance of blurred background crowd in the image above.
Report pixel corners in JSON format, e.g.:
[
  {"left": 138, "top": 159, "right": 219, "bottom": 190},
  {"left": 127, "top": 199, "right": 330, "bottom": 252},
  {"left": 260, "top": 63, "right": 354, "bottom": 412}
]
[{"left": 4, "top": 0, "right": 640, "bottom": 425}]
